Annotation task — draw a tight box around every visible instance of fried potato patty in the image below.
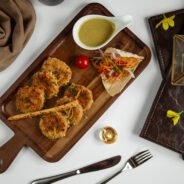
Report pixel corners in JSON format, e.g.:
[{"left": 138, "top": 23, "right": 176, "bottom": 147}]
[
  {"left": 32, "top": 70, "right": 59, "bottom": 99},
  {"left": 42, "top": 57, "right": 72, "bottom": 87},
  {"left": 16, "top": 86, "right": 45, "bottom": 113},
  {"left": 56, "top": 96, "right": 83, "bottom": 126},
  {"left": 64, "top": 83, "right": 93, "bottom": 111},
  {"left": 39, "top": 112, "right": 68, "bottom": 140}
]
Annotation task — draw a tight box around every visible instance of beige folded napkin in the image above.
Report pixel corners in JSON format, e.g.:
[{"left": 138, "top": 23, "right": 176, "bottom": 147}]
[{"left": 0, "top": 0, "right": 36, "bottom": 71}]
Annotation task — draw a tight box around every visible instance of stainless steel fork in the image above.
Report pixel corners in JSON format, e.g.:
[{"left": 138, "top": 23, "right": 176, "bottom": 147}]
[{"left": 99, "top": 150, "right": 153, "bottom": 184}]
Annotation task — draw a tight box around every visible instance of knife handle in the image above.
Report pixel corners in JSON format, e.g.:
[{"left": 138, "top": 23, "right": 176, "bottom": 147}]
[{"left": 31, "top": 170, "right": 79, "bottom": 184}]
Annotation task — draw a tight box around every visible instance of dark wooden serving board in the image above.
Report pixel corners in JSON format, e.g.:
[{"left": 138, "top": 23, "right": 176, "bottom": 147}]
[{"left": 0, "top": 3, "right": 151, "bottom": 173}]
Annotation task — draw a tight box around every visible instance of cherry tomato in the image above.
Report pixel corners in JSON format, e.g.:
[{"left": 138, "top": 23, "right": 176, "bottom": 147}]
[{"left": 75, "top": 55, "right": 89, "bottom": 69}]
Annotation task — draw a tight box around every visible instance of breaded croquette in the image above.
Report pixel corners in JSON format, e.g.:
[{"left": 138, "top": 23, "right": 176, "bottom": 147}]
[
  {"left": 39, "top": 112, "right": 68, "bottom": 140},
  {"left": 64, "top": 83, "right": 93, "bottom": 111},
  {"left": 16, "top": 86, "right": 45, "bottom": 113},
  {"left": 42, "top": 57, "right": 72, "bottom": 87},
  {"left": 56, "top": 96, "right": 83, "bottom": 126},
  {"left": 32, "top": 70, "right": 59, "bottom": 99}
]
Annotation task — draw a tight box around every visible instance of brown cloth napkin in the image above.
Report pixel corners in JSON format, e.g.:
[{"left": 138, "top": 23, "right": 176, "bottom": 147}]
[{"left": 0, "top": 0, "right": 36, "bottom": 71}]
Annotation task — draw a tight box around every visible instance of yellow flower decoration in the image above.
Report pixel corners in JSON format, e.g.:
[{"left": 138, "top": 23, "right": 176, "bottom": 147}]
[
  {"left": 155, "top": 14, "right": 175, "bottom": 31},
  {"left": 166, "top": 110, "right": 183, "bottom": 126}
]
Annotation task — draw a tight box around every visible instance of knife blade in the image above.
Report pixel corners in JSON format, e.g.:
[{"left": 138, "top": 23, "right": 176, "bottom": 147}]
[{"left": 31, "top": 155, "right": 121, "bottom": 184}]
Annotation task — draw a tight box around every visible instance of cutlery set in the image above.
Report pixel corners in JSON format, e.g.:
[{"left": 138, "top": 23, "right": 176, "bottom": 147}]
[{"left": 32, "top": 150, "right": 153, "bottom": 184}]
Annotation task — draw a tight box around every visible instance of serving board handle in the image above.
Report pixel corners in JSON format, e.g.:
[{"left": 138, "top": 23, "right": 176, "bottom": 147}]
[{"left": 0, "top": 132, "right": 25, "bottom": 173}]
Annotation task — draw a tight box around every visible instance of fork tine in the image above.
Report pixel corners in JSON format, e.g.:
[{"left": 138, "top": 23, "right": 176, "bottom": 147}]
[
  {"left": 136, "top": 154, "right": 153, "bottom": 165},
  {"left": 134, "top": 150, "right": 149, "bottom": 159},
  {"left": 135, "top": 151, "right": 151, "bottom": 161}
]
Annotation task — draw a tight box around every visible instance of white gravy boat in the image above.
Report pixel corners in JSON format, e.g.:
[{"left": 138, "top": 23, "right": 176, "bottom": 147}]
[{"left": 72, "top": 14, "right": 133, "bottom": 50}]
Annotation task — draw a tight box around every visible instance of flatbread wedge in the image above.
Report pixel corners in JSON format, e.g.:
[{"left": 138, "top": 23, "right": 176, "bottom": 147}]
[{"left": 92, "top": 48, "right": 144, "bottom": 96}]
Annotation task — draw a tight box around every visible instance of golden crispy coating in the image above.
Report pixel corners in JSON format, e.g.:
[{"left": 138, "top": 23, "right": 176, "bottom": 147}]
[
  {"left": 32, "top": 70, "right": 59, "bottom": 99},
  {"left": 42, "top": 57, "right": 72, "bottom": 87},
  {"left": 16, "top": 86, "right": 45, "bottom": 113},
  {"left": 39, "top": 112, "right": 68, "bottom": 140},
  {"left": 56, "top": 96, "right": 83, "bottom": 126},
  {"left": 64, "top": 83, "right": 93, "bottom": 111}
]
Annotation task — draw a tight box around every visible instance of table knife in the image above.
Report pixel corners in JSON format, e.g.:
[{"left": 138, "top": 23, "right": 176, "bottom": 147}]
[{"left": 31, "top": 155, "right": 121, "bottom": 184}]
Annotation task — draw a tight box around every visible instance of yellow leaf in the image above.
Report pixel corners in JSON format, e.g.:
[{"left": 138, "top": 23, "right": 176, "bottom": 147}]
[
  {"left": 172, "top": 116, "right": 180, "bottom": 126},
  {"left": 167, "top": 110, "right": 179, "bottom": 118},
  {"left": 168, "top": 19, "right": 175, "bottom": 27},
  {"left": 162, "top": 21, "right": 169, "bottom": 30},
  {"left": 166, "top": 110, "right": 183, "bottom": 126},
  {"left": 155, "top": 14, "right": 175, "bottom": 31},
  {"left": 169, "top": 15, "right": 175, "bottom": 20}
]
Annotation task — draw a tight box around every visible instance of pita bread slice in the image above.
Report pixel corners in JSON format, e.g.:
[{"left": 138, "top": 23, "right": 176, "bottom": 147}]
[
  {"left": 102, "top": 72, "right": 131, "bottom": 96},
  {"left": 101, "top": 48, "right": 144, "bottom": 96}
]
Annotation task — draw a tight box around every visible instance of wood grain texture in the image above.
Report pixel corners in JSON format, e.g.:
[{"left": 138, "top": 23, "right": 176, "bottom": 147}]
[{"left": 0, "top": 3, "right": 151, "bottom": 172}]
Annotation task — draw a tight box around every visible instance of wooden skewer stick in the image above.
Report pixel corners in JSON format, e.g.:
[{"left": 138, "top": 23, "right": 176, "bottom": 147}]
[{"left": 8, "top": 101, "right": 78, "bottom": 121}]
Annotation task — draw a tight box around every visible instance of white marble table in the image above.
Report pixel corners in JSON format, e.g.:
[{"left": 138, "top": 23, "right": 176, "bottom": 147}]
[{"left": 0, "top": 0, "right": 184, "bottom": 183}]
